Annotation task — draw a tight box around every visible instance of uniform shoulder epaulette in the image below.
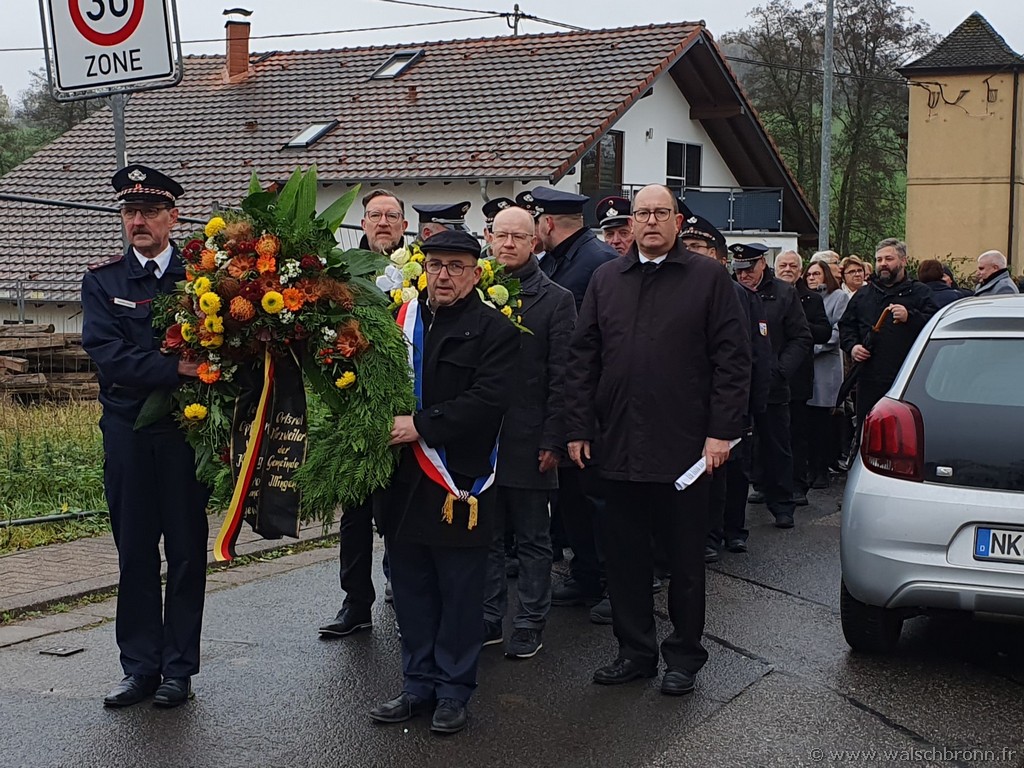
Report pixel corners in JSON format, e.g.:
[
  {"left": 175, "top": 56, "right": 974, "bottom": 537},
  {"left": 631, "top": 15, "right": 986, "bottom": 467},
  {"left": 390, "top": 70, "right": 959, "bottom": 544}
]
[{"left": 87, "top": 254, "right": 125, "bottom": 271}]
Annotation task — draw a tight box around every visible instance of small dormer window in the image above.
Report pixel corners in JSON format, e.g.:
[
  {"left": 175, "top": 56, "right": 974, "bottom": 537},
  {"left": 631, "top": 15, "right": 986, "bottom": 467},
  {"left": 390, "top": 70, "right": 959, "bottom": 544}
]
[
  {"left": 371, "top": 49, "right": 424, "bottom": 80},
  {"left": 285, "top": 121, "right": 338, "bottom": 149}
]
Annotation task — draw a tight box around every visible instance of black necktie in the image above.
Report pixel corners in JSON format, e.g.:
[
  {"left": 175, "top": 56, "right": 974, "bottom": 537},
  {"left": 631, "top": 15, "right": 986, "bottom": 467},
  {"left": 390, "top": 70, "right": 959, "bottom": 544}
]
[{"left": 144, "top": 260, "right": 159, "bottom": 279}]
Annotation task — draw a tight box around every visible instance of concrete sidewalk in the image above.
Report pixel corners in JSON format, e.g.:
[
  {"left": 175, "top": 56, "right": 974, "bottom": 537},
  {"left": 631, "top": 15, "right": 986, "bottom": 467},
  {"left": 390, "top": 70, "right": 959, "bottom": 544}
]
[{"left": 0, "top": 512, "right": 339, "bottom": 616}]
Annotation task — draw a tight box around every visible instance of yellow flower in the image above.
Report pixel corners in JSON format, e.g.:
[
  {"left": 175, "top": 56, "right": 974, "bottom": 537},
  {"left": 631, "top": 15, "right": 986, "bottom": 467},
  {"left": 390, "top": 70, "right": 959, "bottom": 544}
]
[
  {"left": 501, "top": 305, "right": 513, "bottom": 317},
  {"left": 204, "top": 216, "right": 227, "bottom": 238},
  {"left": 204, "top": 315, "right": 225, "bottom": 333},
  {"left": 417, "top": 272, "right": 428, "bottom": 291},
  {"left": 335, "top": 371, "right": 357, "bottom": 389},
  {"left": 262, "top": 291, "right": 284, "bottom": 314},
  {"left": 181, "top": 322, "right": 196, "bottom": 342},
  {"left": 391, "top": 288, "right": 404, "bottom": 304},
  {"left": 199, "top": 292, "right": 222, "bottom": 315},
  {"left": 193, "top": 276, "right": 212, "bottom": 296},
  {"left": 200, "top": 334, "right": 224, "bottom": 349},
  {"left": 183, "top": 403, "right": 208, "bottom": 421},
  {"left": 488, "top": 285, "right": 510, "bottom": 306}
]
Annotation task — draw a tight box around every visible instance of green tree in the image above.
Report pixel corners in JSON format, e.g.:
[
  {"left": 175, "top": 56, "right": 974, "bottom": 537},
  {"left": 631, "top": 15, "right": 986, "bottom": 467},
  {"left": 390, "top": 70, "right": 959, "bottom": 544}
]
[{"left": 722, "top": 0, "right": 936, "bottom": 257}]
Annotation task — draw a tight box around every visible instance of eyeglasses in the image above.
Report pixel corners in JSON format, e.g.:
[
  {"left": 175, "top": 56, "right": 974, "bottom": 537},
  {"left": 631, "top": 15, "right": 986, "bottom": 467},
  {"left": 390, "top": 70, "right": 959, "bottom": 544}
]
[
  {"left": 632, "top": 208, "right": 674, "bottom": 223},
  {"left": 491, "top": 231, "right": 532, "bottom": 244},
  {"left": 365, "top": 210, "right": 403, "bottom": 223},
  {"left": 120, "top": 206, "right": 170, "bottom": 220},
  {"left": 424, "top": 260, "right": 473, "bottom": 276}
]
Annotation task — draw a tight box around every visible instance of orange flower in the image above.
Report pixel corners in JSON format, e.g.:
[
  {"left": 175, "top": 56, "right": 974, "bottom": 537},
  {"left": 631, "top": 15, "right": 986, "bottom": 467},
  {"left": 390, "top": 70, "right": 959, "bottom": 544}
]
[
  {"left": 223, "top": 220, "right": 254, "bottom": 243},
  {"left": 336, "top": 319, "right": 369, "bottom": 358},
  {"left": 282, "top": 287, "right": 304, "bottom": 312},
  {"left": 185, "top": 269, "right": 195, "bottom": 282},
  {"left": 255, "top": 234, "right": 280, "bottom": 259},
  {"left": 294, "top": 277, "right": 323, "bottom": 303},
  {"left": 256, "top": 253, "right": 277, "bottom": 274},
  {"left": 196, "top": 362, "right": 221, "bottom": 384},
  {"left": 227, "top": 255, "right": 257, "bottom": 278},
  {"left": 200, "top": 249, "right": 217, "bottom": 272},
  {"left": 229, "top": 296, "right": 256, "bottom": 321}
]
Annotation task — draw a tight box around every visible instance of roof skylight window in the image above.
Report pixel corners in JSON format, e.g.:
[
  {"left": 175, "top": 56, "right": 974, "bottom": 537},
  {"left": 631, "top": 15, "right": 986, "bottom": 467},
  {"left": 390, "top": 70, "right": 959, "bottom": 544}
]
[
  {"left": 371, "top": 49, "right": 424, "bottom": 79},
  {"left": 285, "top": 121, "right": 339, "bottom": 148}
]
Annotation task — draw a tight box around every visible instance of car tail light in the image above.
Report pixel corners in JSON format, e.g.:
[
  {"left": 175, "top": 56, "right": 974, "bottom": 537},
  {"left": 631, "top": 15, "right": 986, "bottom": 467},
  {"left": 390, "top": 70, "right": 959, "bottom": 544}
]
[{"left": 860, "top": 397, "right": 924, "bottom": 481}]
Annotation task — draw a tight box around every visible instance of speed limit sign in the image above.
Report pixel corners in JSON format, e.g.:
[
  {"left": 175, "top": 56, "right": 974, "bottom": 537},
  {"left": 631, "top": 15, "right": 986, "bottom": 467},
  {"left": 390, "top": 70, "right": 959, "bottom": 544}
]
[{"left": 39, "top": 0, "right": 182, "bottom": 99}]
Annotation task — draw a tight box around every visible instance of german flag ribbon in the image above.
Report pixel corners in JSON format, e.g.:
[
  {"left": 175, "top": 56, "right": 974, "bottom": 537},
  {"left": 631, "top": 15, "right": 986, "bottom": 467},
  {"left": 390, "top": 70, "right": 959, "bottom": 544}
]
[{"left": 396, "top": 298, "right": 498, "bottom": 529}]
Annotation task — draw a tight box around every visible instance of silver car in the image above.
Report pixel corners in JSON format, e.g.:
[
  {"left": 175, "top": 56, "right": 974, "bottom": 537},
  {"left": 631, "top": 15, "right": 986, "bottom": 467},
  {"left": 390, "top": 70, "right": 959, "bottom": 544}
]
[{"left": 840, "top": 295, "right": 1024, "bottom": 653}]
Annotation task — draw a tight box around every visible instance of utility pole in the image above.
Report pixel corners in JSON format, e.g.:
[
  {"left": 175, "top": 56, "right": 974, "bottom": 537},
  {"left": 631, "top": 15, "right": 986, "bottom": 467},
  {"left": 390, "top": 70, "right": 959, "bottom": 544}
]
[
  {"left": 818, "top": 0, "right": 835, "bottom": 251},
  {"left": 512, "top": 4, "right": 521, "bottom": 36},
  {"left": 109, "top": 92, "right": 131, "bottom": 250}
]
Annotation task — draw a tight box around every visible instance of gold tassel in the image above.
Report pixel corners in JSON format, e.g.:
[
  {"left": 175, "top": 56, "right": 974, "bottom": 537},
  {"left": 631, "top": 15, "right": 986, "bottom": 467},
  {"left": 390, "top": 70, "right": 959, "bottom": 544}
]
[
  {"left": 441, "top": 493, "right": 455, "bottom": 525},
  {"left": 467, "top": 496, "right": 479, "bottom": 530}
]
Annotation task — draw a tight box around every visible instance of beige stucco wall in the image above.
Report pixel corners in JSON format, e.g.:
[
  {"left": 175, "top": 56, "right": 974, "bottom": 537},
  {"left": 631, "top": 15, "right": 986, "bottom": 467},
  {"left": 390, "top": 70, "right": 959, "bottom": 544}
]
[{"left": 905, "top": 71, "right": 1024, "bottom": 274}]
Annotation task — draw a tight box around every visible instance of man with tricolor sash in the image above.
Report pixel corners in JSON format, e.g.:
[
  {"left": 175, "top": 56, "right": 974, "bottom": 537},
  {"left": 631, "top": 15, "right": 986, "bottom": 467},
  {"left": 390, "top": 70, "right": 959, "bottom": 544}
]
[{"left": 371, "top": 229, "right": 520, "bottom": 734}]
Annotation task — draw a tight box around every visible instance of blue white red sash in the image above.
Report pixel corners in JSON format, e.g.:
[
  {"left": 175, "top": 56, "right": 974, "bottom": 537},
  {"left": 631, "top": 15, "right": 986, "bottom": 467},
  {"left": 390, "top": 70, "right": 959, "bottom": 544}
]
[{"left": 397, "top": 298, "right": 498, "bottom": 528}]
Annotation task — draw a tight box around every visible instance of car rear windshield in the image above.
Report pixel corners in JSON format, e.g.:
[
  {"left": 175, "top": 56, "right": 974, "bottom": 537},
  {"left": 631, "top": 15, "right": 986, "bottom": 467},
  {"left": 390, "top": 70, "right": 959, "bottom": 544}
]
[{"left": 904, "top": 337, "right": 1024, "bottom": 491}]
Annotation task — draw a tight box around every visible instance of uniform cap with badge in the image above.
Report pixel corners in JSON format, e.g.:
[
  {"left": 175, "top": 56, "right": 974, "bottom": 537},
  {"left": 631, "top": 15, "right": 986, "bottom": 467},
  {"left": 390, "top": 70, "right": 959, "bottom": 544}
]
[
  {"left": 528, "top": 187, "right": 589, "bottom": 216},
  {"left": 412, "top": 202, "right": 471, "bottom": 231},
  {"left": 482, "top": 197, "right": 515, "bottom": 225},
  {"left": 420, "top": 229, "right": 482, "bottom": 259},
  {"left": 596, "top": 196, "right": 631, "bottom": 229},
  {"left": 728, "top": 243, "right": 770, "bottom": 269},
  {"left": 112, "top": 164, "right": 183, "bottom": 205},
  {"left": 515, "top": 190, "right": 542, "bottom": 218}
]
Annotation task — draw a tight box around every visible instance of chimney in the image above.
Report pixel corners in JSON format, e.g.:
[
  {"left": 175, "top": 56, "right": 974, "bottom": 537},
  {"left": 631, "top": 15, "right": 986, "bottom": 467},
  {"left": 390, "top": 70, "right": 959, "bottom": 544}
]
[{"left": 224, "top": 20, "right": 252, "bottom": 83}]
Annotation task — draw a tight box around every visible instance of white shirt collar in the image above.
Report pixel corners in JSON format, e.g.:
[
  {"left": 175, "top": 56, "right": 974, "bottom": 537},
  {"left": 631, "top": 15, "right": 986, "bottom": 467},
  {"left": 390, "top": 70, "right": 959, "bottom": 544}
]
[
  {"left": 134, "top": 244, "right": 174, "bottom": 278},
  {"left": 638, "top": 249, "right": 667, "bottom": 265}
]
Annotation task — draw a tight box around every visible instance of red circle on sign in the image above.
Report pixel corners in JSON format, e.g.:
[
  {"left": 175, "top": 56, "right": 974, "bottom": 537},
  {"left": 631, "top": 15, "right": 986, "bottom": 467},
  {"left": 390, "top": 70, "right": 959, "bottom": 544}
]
[{"left": 68, "top": 0, "right": 145, "bottom": 47}]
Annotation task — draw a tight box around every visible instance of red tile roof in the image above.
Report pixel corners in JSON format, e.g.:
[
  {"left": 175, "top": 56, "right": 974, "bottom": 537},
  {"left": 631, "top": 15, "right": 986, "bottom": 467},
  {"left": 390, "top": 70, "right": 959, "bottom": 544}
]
[{"left": 0, "top": 21, "right": 815, "bottom": 293}]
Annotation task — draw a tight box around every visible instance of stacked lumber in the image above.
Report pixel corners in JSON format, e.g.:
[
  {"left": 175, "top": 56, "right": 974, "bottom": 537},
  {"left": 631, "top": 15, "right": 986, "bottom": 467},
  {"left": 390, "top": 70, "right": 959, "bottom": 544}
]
[{"left": 0, "top": 325, "right": 99, "bottom": 399}]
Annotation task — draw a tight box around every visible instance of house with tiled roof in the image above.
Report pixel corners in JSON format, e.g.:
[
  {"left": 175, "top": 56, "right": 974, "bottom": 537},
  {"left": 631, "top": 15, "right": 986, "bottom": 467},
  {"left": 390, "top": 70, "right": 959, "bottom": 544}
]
[
  {"left": 898, "top": 12, "right": 1024, "bottom": 268},
  {"left": 0, "top": 19, "right": 817, "bottom": 330}
]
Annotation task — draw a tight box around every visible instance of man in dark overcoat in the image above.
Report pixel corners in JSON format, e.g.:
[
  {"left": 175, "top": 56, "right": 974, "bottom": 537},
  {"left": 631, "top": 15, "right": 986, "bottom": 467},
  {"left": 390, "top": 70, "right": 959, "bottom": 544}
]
[
  {"left": 565, "top": 184, "right": 751, "bottom": 695},
  {"left": 82, "top": 165, "right": 209, "bottom": 709},
  {"left": 371, "top": 229, "right": 520, "bottom": 734},
  {"left": 733, "top": 244, "right": 812, "bottom": 529},
  {"left": 532, "top": 186, "right": 619, "bottom": 609},
  {"left": 481, "top": 206, "right": 576, "bottom": 659}
]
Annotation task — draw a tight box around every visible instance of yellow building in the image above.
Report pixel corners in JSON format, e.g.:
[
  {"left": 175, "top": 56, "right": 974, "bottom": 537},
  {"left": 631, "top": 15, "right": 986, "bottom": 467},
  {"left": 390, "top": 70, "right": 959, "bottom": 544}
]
[{"left": 900, "top": 13, "right": 1024, "bottom": 274}]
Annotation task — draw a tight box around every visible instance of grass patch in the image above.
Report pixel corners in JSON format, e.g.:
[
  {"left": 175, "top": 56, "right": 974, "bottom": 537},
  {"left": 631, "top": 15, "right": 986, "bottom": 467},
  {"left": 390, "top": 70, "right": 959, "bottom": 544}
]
[{"left": 0, "top": 397, "right": 109, "bottom": 554}]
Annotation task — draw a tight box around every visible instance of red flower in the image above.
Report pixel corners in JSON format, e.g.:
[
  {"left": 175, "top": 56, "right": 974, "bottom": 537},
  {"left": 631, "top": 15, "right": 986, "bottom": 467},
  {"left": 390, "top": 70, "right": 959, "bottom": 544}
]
[
  {"left": 300, "top": 255, "right": 322, "bottom": 271},
  {"left": 239, "top": 282, "right": 264, "bottom": 303},
  {"left": 163, "top": 323, "right": 185, "bottom": 351},
  {"left": 182, "top": 239, "right": 204, "bottom": 263}
]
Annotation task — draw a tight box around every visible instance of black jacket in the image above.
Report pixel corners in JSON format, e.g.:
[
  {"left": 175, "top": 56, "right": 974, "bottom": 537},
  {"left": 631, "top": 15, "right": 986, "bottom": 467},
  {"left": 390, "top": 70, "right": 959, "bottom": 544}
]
[
  {"left": 754, "top": 269, "right": 813, "bottom": 404},
  {"left": 380, "top": 292, "right": 520, "bottom": 547},
  {"left": 924, "top": 280, "right": 967, "bottom": 308},
  {"left": 791, "top": 280, "right": 832, "bottom": 402},
  {"left": 540, "top": 227, "right": 619, "bottom": 311},
  {"left": 496, "top": 257, "right": 577, "bottom": 490},
  {"left": 839, "top": 276, "right": 938, "bottom": 385},
  {"left": 733, "top": 281, "right": 772, "bottom": 416},
  {"left": 565, "top": 241, "right": 751, "bottom": 483}
]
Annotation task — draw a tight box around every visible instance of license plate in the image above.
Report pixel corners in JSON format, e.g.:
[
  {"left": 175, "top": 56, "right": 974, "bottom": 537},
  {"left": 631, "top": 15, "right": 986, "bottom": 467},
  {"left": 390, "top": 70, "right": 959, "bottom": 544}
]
[{"left": 975, "top": 527, "right": 1024, "bottom": 563}]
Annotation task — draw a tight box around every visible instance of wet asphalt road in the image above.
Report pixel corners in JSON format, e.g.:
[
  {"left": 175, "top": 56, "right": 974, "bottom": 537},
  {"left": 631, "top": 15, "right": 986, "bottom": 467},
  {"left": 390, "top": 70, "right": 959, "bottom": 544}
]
[{"left": 2, "top": 481, "right": 1023, "bottom": 768}]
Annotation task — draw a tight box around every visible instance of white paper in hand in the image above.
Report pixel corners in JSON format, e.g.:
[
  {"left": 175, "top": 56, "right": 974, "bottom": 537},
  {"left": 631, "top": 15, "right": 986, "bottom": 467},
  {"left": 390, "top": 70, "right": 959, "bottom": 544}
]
[{"left": 674, "top": 439, "right": 742, "bottom": 491}]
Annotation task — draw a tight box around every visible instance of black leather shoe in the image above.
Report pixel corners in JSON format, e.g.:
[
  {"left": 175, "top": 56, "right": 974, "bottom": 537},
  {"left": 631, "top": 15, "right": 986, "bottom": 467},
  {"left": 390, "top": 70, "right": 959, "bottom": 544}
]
[
  {"left": 551, "top": 578, "right": 601, "bottom": 607},
  {"left": 369, "top": 692, "right": 433, "bottom": 724},
  {"left": 319, "top": 607, "right": 372, "bottom": 638},
  {"left": 589, "top": 597, "right": 612, "bottom": 625},
  {"left": 103, "top": 674, "right": 159, "bottom": 708},
  {"left": 792, "top": 491, "right": 809, "bottom": 506},
  {"left": 153, "top": 677, "right": 193, "bottom": 708},
  {"left": 592, "top": 658, "right": 657, "bottom": 685},
  {"left": 775, "top": 513, "right": 795, "bottom": 529},
  {"left": 747, "top": 490, "right": 765, "bottom": 504},
  {"left": 661, "top": 668, "right": 696, "bottom": 696},
  {"left": 725, "top": 538, "right": 748, "bottom": 554},
  {"left": 704, "top": 546, "right": 720, "bottom": 563},
  {"left": 431, "top": 698, "right": 468, "bottom": 734}
]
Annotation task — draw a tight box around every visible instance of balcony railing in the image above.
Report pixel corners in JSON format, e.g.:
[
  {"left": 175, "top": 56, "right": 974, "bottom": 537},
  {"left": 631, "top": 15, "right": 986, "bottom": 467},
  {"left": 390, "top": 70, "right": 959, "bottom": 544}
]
[{"left": 589, "top": 185, "right": 784, "bottom": 233}]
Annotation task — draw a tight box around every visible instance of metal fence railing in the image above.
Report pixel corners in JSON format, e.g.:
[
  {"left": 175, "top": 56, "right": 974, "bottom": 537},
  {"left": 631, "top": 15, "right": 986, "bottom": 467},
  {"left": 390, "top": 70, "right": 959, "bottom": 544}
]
[{"left": 616, "top": 184, "right": 785, "bottom": 233}]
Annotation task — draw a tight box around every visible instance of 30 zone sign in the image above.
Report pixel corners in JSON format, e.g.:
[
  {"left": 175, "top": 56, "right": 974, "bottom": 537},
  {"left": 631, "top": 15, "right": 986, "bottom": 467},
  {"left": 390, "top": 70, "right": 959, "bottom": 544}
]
[{"left": 41, "top": 0, "right": 180, "bottom": 97}]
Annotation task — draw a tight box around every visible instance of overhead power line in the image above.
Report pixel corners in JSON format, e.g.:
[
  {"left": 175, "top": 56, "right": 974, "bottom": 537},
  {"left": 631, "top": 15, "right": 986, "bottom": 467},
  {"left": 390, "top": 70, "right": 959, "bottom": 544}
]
[{"left": 723, "top": 55, "right": 907, "bottom": 86}]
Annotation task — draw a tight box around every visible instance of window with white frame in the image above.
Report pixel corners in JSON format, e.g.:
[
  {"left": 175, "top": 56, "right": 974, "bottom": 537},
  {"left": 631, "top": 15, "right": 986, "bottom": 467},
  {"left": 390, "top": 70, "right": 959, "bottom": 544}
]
[{"left": 666, "top": 141, "right": 702, "bottom": 192}]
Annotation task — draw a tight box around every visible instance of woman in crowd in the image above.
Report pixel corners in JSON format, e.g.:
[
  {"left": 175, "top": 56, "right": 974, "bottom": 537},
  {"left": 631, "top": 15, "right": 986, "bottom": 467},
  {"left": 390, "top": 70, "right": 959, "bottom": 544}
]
[
  {"left": 803, "top": 260, "right": 850, "bottom": 488},
  {"left": 810, "top": 250, "right": 842, "bottom": 284},
  {"left": 839, "top": 256, "right": 867, "bottom": 295},
  {"left": 918, "top": 259, "right": 966, "bottom": 308}
]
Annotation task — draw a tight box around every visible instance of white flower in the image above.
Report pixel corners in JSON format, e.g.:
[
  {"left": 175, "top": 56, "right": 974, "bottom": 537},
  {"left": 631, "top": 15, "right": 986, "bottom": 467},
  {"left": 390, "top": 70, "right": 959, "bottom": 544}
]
[
  {"left": 375, "top": 264, "right": 404, "bottom": 293},
  {"left": 279, "top": 259, "right": 302, "bottom": 283},
  {"left": 215, "top": 250, "right": 231, "bottom": 267},
  {"left": 175, "top": 311, "right": 189, "bottom": 324},
  {"left": 401, "top": 286, "right": 419, "bottom": 304},
  {"left": 207, "top": 352, "right": 221, "bottom": 365},
  {"left": 229, "top": 336, "right": 243, "bottom": 347},
  {"left": 279, "top": 309, "right": 295, "bottom": 324},
  {"left": 390, "top": 247, "right": 410, "bottom": 267},
  {"left": 322, "top": 328, "right": 338, "bottom": 342}
]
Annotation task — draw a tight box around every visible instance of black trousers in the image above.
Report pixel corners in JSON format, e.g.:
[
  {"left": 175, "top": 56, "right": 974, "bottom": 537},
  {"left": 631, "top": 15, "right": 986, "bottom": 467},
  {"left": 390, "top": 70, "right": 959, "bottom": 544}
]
[
  {"left": 857, "top": 378, "right": 892, "bottom": 428},
  {"left": 555, "top": 465, "right": 604, "bottom": 596},
  {"left": 601, "top": 479, "right": 709, "bottom": 674},
  {"left": 752, "top": 403, "right": 795, "bottom": 517},
  {"left": 708, "top": 439, "right": 752, "bottom": 547},
  {"left": 102, "top": 418, "right": 209, "bottom": 679},
  {"left": 386, "top": 537, "right": 488, "bottom": 704},
  {"left": 806, "top": 405, "right": 835, "bottom": 481},
  {"left": 337, "top": 498, "right": 376, "bottom": 613},
  {"left": 789, "top": 400, "right": 811, "bottom": 492}
]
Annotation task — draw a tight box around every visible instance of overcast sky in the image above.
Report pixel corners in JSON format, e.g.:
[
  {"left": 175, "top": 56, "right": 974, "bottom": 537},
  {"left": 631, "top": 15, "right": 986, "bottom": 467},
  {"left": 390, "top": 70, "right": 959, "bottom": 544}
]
[{"left": 3, "top": 0, "right": 1022, "bottom": 107}]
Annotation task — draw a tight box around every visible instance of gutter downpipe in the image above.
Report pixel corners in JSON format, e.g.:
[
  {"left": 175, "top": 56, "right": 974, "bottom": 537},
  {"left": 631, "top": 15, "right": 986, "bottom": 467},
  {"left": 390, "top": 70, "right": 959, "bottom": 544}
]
[{"left": 1009, "top": 68, "right": 1020, "bottom": 266}]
